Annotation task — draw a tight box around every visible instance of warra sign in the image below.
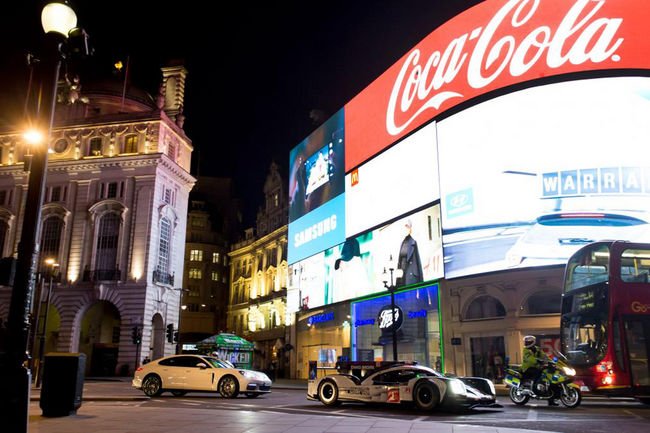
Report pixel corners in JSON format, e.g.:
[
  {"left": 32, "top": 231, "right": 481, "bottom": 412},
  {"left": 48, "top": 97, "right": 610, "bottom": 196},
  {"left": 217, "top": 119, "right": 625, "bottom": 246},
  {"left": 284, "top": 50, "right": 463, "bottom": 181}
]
[{"left": 345, "top": 0, "right": 650, "bottom": 171}]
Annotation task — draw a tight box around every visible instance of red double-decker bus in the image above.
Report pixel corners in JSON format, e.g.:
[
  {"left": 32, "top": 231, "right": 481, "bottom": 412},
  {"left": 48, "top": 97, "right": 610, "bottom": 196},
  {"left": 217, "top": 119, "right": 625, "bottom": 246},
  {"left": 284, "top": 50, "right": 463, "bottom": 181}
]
[{"left": 561, "top": 241, "right": 650, "bottom": 404}]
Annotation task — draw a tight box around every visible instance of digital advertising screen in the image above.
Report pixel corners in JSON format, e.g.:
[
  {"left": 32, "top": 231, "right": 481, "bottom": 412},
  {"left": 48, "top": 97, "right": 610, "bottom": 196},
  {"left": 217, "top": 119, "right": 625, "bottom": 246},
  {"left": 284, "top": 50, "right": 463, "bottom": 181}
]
[
  {"left": 437, "top": 76, "right": 650, "bottom": 279},
  {"left": 289, "top": 108, "right": 345, "bottom": 223},
  {"left": 290, "top": 204, "right": 443, "bottom": 309},
  {"left": 345, "top": 121, "right": 440, "bottom": 238},
  {"left": 344, "top": 0, "right": 650, "bottom": 171}
]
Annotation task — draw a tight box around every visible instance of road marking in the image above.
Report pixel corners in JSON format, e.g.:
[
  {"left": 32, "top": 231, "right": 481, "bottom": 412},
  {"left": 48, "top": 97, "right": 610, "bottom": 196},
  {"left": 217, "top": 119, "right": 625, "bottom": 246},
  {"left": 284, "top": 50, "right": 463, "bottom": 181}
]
[
  {"left": 623, "top": 409, "right": 644, "bottom": 420},
  {"left": 526, "top": 409, "right": 538, "bottom": 421}
]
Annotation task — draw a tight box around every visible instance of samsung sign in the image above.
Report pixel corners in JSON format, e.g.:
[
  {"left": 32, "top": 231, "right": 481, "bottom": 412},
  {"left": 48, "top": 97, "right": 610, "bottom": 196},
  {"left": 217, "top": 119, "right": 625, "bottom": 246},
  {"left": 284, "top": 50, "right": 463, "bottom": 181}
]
[{"left": 307, "top": 312, "right": 335, "bottom": 326}]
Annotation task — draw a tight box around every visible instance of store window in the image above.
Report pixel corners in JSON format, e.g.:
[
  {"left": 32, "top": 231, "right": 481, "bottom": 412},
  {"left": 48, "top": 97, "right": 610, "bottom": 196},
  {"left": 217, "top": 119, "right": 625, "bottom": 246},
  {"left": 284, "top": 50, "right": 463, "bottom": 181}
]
[{"left": 470, "top": 336, "right": 506, "bottom": 383}]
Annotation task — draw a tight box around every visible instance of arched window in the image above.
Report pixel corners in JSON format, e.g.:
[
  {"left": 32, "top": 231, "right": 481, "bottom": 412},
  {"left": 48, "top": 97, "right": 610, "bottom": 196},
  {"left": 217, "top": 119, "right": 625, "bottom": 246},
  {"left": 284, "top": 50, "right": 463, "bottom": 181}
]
[
  {"left": 523, "top": 291, "right": 561, "bottom": 315},
  {"left": 88, "top": 137, "right": 102, "bottom": 156},
  {"left": 40, "top": 216, "right": 63, "bottom": 264},
  {"left": 124, "top": 135, "right": 138, "bottom": 154},
  {"left": 0, "top": 220, "right": 8, "bottom": 256},
  {"left": 464, "top": 295, "right": 506, "bottom": 320},
  {"left": 96, "top": 213, "right": 120, "bottom": 273}
]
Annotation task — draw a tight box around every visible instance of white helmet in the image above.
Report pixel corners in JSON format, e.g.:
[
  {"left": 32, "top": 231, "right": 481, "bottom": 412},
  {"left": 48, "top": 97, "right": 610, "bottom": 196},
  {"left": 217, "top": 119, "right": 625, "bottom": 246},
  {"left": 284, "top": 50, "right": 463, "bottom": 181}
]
[{"left": 523, "top": 335, "right": 536, "bottom": 348}]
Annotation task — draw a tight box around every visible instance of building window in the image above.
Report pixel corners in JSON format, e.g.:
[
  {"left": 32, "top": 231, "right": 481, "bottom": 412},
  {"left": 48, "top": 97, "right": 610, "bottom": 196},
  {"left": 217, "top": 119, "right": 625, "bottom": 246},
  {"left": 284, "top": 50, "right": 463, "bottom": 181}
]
[
  {"left": 96, "top": 213, "right": 120, "bottom": 271},
  {"left": 211, "top": 271, "right": 218, "bottom": 281},
  {"left": 49, "top": 186, "right": 62, "bottom": 202},
  {"left": 157, "top": 217, "right": 172, "bottom": 275},
  {"left": 40, "top": 217, "right": 63, "bottom": 264},
  {"left": 191, "top": 217, "right": 205, "bottom": 228},
  {"left": 0, "top": 220, "right": 8, "bottom": 255},
  {"left": 212, "top": 252, "right": 219, "bottom": 263},
  {"left": 53, "top": 138, "right": 68, "bottom": 153},
  {"left": 107, "top": 182, "right": 118, "bottom": 198},
  {"left": 0, "top": 190, "right": 6, "bottom": 206},
  {"left": 124, "top": 134, "right": 138, "bottom": 153},
  {"left": 167, "top": 143, "right": 176, "bottom": 160},
  {"left": 190, "top": 249, "right": 203, "bottom": 261},
  {"left": 88, "top": 137, "right": 102, "bottom": 156},
  {"left": 464, "top": 295, "right": 506, "bottom": 320},
  {"left": 163, "top": 187, "right": 175, "bottom": 205},
  {"left": 523, "top": 292, "right": 561, "bottom": 315},
  {"left": 188, "top": 268, "right": 202, "bottom": 279}
]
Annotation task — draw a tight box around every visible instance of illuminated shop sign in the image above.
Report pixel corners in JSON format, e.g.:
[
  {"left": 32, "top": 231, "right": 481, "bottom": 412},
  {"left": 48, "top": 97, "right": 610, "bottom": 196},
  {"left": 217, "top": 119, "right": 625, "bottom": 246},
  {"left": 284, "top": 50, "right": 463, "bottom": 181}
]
[
  {"left": 355, "top": 309, "right": 427, "bottom": 327},
  {"left": 307, "top": 312, "right": 335, "bottom": 326},
  {"left": 345, "top": 0, "right": 650, "bottom": 171},
  {"left": 377, "top": 305, "right": 404, "bottom": 331}
]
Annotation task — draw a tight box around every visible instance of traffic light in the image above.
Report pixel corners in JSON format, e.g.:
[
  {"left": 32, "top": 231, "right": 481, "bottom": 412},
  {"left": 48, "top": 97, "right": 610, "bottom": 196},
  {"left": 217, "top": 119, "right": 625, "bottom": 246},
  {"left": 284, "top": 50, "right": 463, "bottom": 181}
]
[
  {"left": 166, "top": 324, "right": 174, "bottom": 343},
  {"left": 131, "top": 326, "right": 141, "bottom": 345},
  {"left": 173, "top": 331, "right": 179, "bottom": 343}
]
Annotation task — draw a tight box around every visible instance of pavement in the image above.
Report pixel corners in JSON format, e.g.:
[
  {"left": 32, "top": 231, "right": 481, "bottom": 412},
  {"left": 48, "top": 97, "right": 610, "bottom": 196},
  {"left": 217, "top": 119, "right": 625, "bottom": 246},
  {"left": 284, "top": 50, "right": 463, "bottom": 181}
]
[{"left": 26, "top": 379, "right": 559, "bottom": 433}]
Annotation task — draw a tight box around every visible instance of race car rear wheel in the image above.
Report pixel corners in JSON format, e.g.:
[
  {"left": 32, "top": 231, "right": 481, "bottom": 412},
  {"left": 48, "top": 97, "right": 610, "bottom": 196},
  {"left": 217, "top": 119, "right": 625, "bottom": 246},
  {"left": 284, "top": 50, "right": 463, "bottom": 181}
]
[
  {"left": 318, "top": 379, "right": 341, "bottom": 406},
  {"left": 413, "top": 381, "right": 439, "bottom": 410},
  {"left": 509, "top": 386, "right": 530, "bottom": 405}
]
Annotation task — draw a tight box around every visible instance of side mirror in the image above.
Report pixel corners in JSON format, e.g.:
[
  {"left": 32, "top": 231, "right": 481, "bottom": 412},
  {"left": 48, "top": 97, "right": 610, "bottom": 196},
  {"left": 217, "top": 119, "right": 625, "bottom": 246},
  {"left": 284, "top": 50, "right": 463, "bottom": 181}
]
[{"left": 196, "top": 363, "right": 208, "bottom": 369}]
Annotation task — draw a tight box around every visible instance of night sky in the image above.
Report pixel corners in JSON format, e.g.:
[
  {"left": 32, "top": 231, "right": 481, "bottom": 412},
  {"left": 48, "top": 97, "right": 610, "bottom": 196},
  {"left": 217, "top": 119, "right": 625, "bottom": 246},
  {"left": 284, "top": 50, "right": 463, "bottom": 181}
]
[{"left": 1, "top": 0, "right": 481, "bottom": 226}]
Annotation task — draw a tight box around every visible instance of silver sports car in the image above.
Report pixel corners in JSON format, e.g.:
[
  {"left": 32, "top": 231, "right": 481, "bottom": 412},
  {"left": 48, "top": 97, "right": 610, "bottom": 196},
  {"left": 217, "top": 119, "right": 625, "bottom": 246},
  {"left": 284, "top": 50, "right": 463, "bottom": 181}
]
[{"left": 307, "top": 362, "right": 499, "bottom": 410}]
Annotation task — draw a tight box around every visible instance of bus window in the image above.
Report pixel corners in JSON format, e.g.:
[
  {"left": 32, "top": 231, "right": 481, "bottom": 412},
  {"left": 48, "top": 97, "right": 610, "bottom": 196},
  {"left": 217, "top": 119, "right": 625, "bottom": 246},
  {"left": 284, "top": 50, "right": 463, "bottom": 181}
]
[{"left": 620, "top": 248, "right": 650, "bottom": 283}]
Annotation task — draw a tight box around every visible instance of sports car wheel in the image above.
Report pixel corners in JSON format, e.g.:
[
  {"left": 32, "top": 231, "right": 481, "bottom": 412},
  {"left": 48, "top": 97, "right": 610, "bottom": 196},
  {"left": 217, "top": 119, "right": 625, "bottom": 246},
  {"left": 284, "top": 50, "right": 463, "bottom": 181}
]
[
  {"left": 218, "top": 375, "right": 240, "bottom": 398},
  {"left": 318, "top": 380, "right": 341, "bottom": 406},
  {"left": 413, "top": 381, "right": 439, "bottom": 410},
  {"left": 171, "top": 390, "right": 187, "bottom": 397},
  {"left": 142, "top": 375, "right": 163, "bottom": 397},
  {"left": 560, "top": 386, "right": 581, "bottom": 408},
  {"left": 509, "top": 386, "right": 530, "bottom": 405}
]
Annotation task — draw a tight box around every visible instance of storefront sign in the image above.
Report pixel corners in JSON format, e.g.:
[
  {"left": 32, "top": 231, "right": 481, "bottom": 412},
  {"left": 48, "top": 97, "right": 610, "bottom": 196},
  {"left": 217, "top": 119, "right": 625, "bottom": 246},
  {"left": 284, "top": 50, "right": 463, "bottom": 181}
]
[
  {"left": 307, "top": 311, "right": 335, "bottom": 326},
  {"left": 377, "top": 305, "right": 404, "bottom": 331},
  {"left": 354, "top": 318, "right": 376, "bottom": 327},
  {"left": 408, "top": 309, "right": 427, "bottom": 319}
]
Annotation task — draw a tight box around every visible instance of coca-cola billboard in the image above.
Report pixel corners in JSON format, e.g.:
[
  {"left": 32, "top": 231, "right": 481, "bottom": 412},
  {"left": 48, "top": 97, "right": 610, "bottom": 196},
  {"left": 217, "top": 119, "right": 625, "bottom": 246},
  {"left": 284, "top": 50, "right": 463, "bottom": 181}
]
[{"left": 345, "top": 0, "right": 650, "bottom": 171}]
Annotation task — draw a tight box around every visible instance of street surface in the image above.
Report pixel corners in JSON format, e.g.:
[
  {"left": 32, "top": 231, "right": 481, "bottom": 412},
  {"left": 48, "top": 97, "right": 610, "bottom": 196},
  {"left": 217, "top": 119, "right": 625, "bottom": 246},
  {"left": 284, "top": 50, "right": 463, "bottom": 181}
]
[{"left": 27, "top": 380, "right": 650, "bottom": 433}]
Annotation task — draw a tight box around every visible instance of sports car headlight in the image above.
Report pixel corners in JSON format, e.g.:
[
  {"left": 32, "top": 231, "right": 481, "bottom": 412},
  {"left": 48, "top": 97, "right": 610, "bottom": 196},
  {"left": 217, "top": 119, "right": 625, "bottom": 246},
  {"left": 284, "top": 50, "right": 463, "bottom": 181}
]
[
  {"left": 488, "top": 380, "right": 496, "bottom": 395},
  {"left": 449, "top": 379, "right": 467, "bottom": 396},
  {"left": 239, "top": 370, "right": 255, "bottom": 379},
  {"left": 562, "top": 366, "right": 576, "bottom": 376}
]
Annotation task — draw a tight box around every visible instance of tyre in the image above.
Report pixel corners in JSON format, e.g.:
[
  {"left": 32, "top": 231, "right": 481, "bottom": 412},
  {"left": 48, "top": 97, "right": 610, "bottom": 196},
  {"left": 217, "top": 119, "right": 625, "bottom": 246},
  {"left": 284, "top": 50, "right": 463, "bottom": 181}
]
[
  {"left": 509, "top": 386, "right": 530, "bottom": 405},
  {"left": 245, "top": 393, "right": 260, "bottom": 398},
  {"left": 318, "top": 380, "right": 341, "bottom": 406},
  {"left": 171, "top": 390, "right": 187, "bottom": 397},
  {"left": 218, "top": 375, "right": 240, "bottom": 398},
  {"left": 142, "top": 375, "right": 163, "bottom": 397},
  {"left": 560, "top": 386, "right": 581, "bottom": 408},
  {"left": 413, "top": 381, "right": 440, "bottom": 411}
]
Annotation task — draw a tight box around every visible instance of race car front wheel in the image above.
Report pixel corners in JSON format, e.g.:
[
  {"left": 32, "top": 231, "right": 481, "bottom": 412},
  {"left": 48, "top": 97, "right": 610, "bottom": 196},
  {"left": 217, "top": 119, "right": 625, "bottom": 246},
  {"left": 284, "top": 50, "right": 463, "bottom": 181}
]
[
  {"left": 318, "top": 380, "right": 341, "bottom": 406},
  {"left": 414, "top": 381, "right": 439, "bottom": 410}
]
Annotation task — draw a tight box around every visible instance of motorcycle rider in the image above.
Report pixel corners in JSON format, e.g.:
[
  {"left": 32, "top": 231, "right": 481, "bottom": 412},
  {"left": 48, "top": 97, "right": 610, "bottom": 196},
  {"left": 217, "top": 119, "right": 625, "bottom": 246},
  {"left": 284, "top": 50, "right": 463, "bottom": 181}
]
[{"left": 522, "top": 335, "right": 559, "bottom": 406}]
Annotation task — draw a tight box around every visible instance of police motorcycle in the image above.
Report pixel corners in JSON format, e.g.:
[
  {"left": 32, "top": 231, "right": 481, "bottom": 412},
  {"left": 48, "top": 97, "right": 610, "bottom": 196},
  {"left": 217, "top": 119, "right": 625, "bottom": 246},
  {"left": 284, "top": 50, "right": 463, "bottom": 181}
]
[{"left": 504, "top": 350, "right": 582, "bottom": 408}]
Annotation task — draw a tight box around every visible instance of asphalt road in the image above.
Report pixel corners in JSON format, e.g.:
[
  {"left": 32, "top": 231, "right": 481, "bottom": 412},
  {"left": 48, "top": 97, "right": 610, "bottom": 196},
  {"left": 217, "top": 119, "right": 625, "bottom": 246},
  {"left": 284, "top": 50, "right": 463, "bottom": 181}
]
[{"left": 73, "top": 382, "right": 650, "bottom": 433}]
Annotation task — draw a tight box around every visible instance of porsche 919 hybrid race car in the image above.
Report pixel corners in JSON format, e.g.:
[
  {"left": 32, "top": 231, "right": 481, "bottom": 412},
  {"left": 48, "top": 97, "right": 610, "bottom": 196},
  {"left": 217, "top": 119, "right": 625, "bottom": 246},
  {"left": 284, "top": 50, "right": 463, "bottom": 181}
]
[{"left": 307, "top": 362, "right": 500, "bottom": 411}]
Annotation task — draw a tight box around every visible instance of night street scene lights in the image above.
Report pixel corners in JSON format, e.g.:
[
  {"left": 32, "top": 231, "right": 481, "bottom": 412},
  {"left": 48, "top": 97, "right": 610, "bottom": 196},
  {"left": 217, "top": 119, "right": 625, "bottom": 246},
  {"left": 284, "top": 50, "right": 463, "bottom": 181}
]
[
  {"left": 0, "top": 2, "right": 87, "bottom": 432},
  {"left": 382, "top": 255, "right": 403, "bottom": 362},
  {"left": 35, "top": 258, "right": 59, "bottom": 387}
]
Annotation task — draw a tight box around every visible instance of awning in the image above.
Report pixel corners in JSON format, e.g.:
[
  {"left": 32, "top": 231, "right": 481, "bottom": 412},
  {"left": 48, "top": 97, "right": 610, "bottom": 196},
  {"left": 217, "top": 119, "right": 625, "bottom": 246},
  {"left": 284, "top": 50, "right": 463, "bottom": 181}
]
[{"left": 195, "top": 333, "right": 254, "bottom": 351}]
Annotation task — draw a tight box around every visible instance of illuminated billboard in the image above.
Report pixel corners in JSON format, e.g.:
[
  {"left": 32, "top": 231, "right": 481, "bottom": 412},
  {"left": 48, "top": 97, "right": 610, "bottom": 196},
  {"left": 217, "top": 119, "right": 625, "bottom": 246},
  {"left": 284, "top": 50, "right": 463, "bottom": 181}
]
[
  {"left": 344, "top": 0, "right": 650, "bottom": 170},
  {"left": 437, "top": 76, "right": 650, "bottom": 278},
  {"left": 345, "top": 121, "right": 440, "bottom": 238},
  {"left": 290, "top": 205, "right": 443, "bottom": 309},
  {"left": 289, "top": 109, "right": 345, "bottom": 223}
]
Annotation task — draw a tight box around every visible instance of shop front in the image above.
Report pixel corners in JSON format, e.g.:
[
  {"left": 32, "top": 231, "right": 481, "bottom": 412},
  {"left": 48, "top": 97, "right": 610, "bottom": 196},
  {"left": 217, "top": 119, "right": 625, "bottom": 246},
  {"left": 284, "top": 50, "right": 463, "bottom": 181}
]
[
  {"left": 351, "top": 283, "right": 442, "bottom": 370},
  {"left": 296, "top": 302, "right": 351, "bottom": 379}
]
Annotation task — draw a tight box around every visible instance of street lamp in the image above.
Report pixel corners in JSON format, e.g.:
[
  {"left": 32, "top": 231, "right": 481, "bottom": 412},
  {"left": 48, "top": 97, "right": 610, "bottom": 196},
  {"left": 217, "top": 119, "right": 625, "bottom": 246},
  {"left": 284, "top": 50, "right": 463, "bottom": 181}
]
[
  {"left": 0, "top": 2, "right": 79, "bottom": 432},
  {"left": 382, "top": 255, "right": 403, "bottom": 362},
  {"left": 35, "top": 258, "right": 59, "bottom": 387},
  {"left": 175, "top": 288, "right": 189, "bottom": 354}
]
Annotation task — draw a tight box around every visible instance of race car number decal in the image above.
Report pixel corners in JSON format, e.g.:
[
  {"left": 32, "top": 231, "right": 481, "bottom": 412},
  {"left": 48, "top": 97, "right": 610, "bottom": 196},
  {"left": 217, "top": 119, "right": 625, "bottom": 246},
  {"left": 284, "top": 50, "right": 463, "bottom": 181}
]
[{"left": 387, "top": 388, "right": 400, "bottom": 403}]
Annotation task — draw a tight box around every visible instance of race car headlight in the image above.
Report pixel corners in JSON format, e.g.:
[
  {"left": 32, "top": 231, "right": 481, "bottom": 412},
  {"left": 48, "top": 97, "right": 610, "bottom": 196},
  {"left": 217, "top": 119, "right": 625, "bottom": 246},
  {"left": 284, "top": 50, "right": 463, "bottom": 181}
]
[
  {"left": 239, "top": 370, "right": 255, "bottom": 379},
  {"left": 488, "top": 380, "right": 496, "bottom": 395},
  {"left": 562, "top": 366, "right": 576, "bottom": 376},
  {"left": 449, "top": 379, "right": 467, "bottom": 396}
]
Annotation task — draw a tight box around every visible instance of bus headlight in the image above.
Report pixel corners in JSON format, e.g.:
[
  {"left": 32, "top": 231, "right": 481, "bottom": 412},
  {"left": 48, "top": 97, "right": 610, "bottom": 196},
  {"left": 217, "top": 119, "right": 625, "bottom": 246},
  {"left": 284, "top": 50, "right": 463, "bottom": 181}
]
[
  {"left": 449, "top": 379, "right": 467, "bottom": 396},
  {"left": 562, "top": 366, "right": 576, "bottom": 376}
]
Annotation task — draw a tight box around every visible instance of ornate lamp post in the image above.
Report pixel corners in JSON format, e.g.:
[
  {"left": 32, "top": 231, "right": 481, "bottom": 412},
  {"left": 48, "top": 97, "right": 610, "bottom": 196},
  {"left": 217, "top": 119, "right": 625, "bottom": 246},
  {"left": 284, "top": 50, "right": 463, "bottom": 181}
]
[
  {"left": 0, "top": 2, "right": 78, "bottom": 432},
  {"left": 35, "top": 258, "right": 59, "bottom": 387}
]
